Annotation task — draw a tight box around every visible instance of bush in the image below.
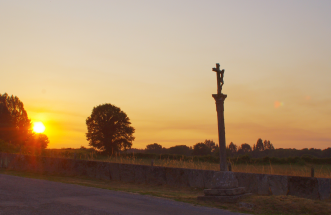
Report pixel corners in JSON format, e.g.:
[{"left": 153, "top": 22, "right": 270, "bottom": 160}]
[{"left": 0, "top": 139, "right": 19, "bottom": 153}]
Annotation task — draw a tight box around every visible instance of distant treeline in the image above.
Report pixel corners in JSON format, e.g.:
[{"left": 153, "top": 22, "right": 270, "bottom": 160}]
[
  {"left": 15, "top": 137, "right": 331, "bottom": 166},
  {"left": 39, "top": 144, "right": 331, "bottom": 165},
  {"left": 126, "top": 139, "right": 331, "bottom": 159},
  {"left": 44, "top": 147, "right": 331, "bottom": 165}
]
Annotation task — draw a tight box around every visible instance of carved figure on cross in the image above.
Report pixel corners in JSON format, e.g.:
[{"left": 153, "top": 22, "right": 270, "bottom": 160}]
[{"left": 212, "top": 63, "right": 224, "bottom": 94}]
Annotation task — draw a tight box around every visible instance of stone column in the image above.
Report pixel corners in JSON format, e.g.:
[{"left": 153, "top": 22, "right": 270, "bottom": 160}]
[
  {"left": 212, "top": 93, "right": 228, "bottom": 171},
  {"left": 198, "top": 64, "right": 251, "bottom": 203}
]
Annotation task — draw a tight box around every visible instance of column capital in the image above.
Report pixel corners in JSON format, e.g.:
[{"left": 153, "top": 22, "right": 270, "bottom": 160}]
[{"left": 212, "top": 94, "right": 227, "bottom": 102}]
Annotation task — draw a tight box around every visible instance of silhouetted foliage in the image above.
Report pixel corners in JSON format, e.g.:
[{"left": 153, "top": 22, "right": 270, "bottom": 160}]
[
  {"left": 146, "top": 143, "right": 162, "bottom": 151},
  {"left": 0, "top": 139, "right": 17, "bottom": 153},
  {"left": 192, "top": 140, "right": 217, "bottom": 156},
  {"left": 125, "top": 148, "right": 145, "bottom": 153},
  {"left": 142, "top": 138, "right": 331, "bottom": 160},
  {"left": 168, "top": 145, "right": 192, "bottom": 156},
  {"left": 145, "top": 143, "right": 166, "bottom": 154},
  {"left": 0, "top": 93, "right": 50, "bottom": 154},
  {"left": 0, "top": 100, "right": 13, "bottom": 143},
  {"left": 0, "top": 93, "right": 32, "bottom": 146},
  {"left": 238, "top": 143, "right": 252, "bottom": 154},
  {"left": 42, "top": 145, "right": 331, "bottom": 165},
  {"left": 263, "top": 140, "right": 274, "bottom": 150},
  {"left": 193, "top": 142, "right": 211, "bottom": 156},
  {"left": 35, "top": 134, "right": 49, "bottom": 149},
  {"left": 203, "top": 139, "right": 216, "bottom": 152},
  {"left": 26, "top": 133, "right": 49, "bottom": 155},
  {"left": 213, "top": 144, "right": 220, "bottom": 156},
  {"left": 323, "top": 148, "right": 331, "bottom": 157},
  {"left": 228, "top": 142, "right": 238, "bottom": 153},
  {"left": 255, "top": 138, "right": 264, "bottom": 151},
  {"left": 86, "top": 103, "right": 135, "bottom": 155}
]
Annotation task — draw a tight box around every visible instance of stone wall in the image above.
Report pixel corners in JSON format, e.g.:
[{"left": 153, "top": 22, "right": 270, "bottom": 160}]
[{"left": 0, "top": 153, "right": 330, "bottom": 200}]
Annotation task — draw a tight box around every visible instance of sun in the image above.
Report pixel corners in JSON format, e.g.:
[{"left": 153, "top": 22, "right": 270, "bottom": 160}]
[{"left": 33, "top": 122, "right": 46, "bottom": 133}]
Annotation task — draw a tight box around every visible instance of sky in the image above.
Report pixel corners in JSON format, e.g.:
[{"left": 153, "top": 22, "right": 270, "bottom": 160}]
[{"left": 1, "top": 0, "right": 331, "bottom": 150}]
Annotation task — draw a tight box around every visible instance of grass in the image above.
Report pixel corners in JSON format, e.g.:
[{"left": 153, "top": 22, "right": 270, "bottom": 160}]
[
  {"left": 0, "top": 169, "right": 330, "bottom": 215},
  {"left": 109, "top": 157, "right": 331, "bottom": 178},
  {"left": 231, "top": 163, "right": 331, "bottom": 178},
  {"left": 42, "top": 149, "right": 331, "bottom": 178}
]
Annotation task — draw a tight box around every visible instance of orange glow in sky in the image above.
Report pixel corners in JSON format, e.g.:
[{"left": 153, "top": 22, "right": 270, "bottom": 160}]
[
  {"left": 1, "top": 1, "right": 331, "bottom": 150},
  {"left": 274, "top": 101, "right": 284, "bottom": 108}
]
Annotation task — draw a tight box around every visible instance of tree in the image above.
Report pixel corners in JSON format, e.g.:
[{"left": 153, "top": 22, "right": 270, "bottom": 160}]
[
  {"left": 228, "top": 142, "right": 238, "bottom": 153},
  {"left": 146, "top": 143, "right": 162, "bottom": 151},
  {"left": 239, "top": 143, "right": 252, "bottom": 153},
  {"left": 25, "top": 133, "right": 49, "bottom": 155},
  {"left": 192, "top": 142, "right": 211, "bottom": 156},
  {"left": 86, "top": 104, "right": 135, "bottom": 154},
  {"left": 213, "top": 144, "right": 220, "bottom": 156},
  {"left": 0, "top": 139, "right": 17, "bottom": 153},
  {"left": 0, "top": 93, "right": 32, "bottom": 146},
  {"left": 34, "top": 133, "right": 49, "bottom": 149},
  {"left": 263, "top": 140, "right": 274, "bottom": 150},
  {"left": 204, "top": 139, "right": 216, "bottom": 152},
  {"left": 0, "top": 98, "right": 13, "bottom": 142},
  {"left": 168, "top": 145, "right": 191, "bottom": 156},
  {"left": 145, "top": 143, "right": 165, "bottom": 154},
  {"left": 255, "top": 138, "right": 264, "bottom": 151}
]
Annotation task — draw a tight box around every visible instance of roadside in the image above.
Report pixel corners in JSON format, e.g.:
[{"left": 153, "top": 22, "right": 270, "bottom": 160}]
[{"left": 0, "top": 169, "right": 330, "bottom": 215}]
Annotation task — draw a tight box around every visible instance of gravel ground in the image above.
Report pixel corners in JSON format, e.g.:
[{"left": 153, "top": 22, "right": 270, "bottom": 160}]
[{"left": 0, "top": 174, "right": 246, "bottom": 215}]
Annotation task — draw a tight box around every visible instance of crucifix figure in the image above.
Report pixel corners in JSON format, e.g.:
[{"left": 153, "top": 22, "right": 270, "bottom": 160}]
[{"left": 212, "top": 63, "right": 224, "bottom": 95}]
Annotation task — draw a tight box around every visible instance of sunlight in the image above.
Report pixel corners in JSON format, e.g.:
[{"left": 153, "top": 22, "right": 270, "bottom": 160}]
[{"left": 33, "top": 122, "right": 46, "bottom": 133}]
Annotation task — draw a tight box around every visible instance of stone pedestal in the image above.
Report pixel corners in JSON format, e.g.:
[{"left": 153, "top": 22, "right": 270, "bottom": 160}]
[{"left": 197, "top": 171, "right": 251, "bottom": 203}]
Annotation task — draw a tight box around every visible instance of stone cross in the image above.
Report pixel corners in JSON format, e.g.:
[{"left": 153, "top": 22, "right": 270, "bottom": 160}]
[{"left": 212, "top": 63, "right": 228, "bottom": 171}]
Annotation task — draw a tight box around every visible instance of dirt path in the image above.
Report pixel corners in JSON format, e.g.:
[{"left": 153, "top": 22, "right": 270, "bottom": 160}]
[{"left": 0, "top": 174, "right": 245, "bottom": 215}]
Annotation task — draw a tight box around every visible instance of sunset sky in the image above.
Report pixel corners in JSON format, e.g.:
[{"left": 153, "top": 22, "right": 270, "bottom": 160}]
[{"left": 1, "top": 0, "right": 330, "bottom": 150}]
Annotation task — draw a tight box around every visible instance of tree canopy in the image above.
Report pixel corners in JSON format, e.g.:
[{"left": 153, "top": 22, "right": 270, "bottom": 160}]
[
  {"left": 0, "top": 98, "right": 13, "bottom": 142},
  {"left": 168, "top": 145, "right": 191, "bottom": 156},
  {"left": 254, "top": 138, "right": 264, "bottom": 151},
  {"left": 0, "top": 93, "right": 32, "bottom": 146},
  {"left": 25, "top": 133, "right": 49, "bottom": 155},
  {"left": 239, "top": 143, "right": 252, "bottom": 153},
  {"left": 86, "top": 103, "right": 135, "bottom": 154},
  {"left": 145, "top": 143, "right": 165, "bottom": 153},
  {"left": 263, "top": 140, "right": 275, "bottom": 150},
  {"left": 0, "top": 93, "right": 49, "bottom": 154},
  {"left": 192, "top": 139, "right": 217, "bottom": 156},
  {"left": 146, "top": 143, "right": 162, "bottom": 151},
  {"left": 203, "top": 139, "right": 216, "bottom": 150},
  {"left": 228, "top": 142, "right": 238, "bottom": 153},
  {"left": 192, "top": 142, "right": 211, "bottom": 156}
]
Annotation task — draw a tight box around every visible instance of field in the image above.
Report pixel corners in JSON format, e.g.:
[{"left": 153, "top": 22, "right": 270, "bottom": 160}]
[{"left": 43, "top": 148, "right": 331, "bottom": 178}]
